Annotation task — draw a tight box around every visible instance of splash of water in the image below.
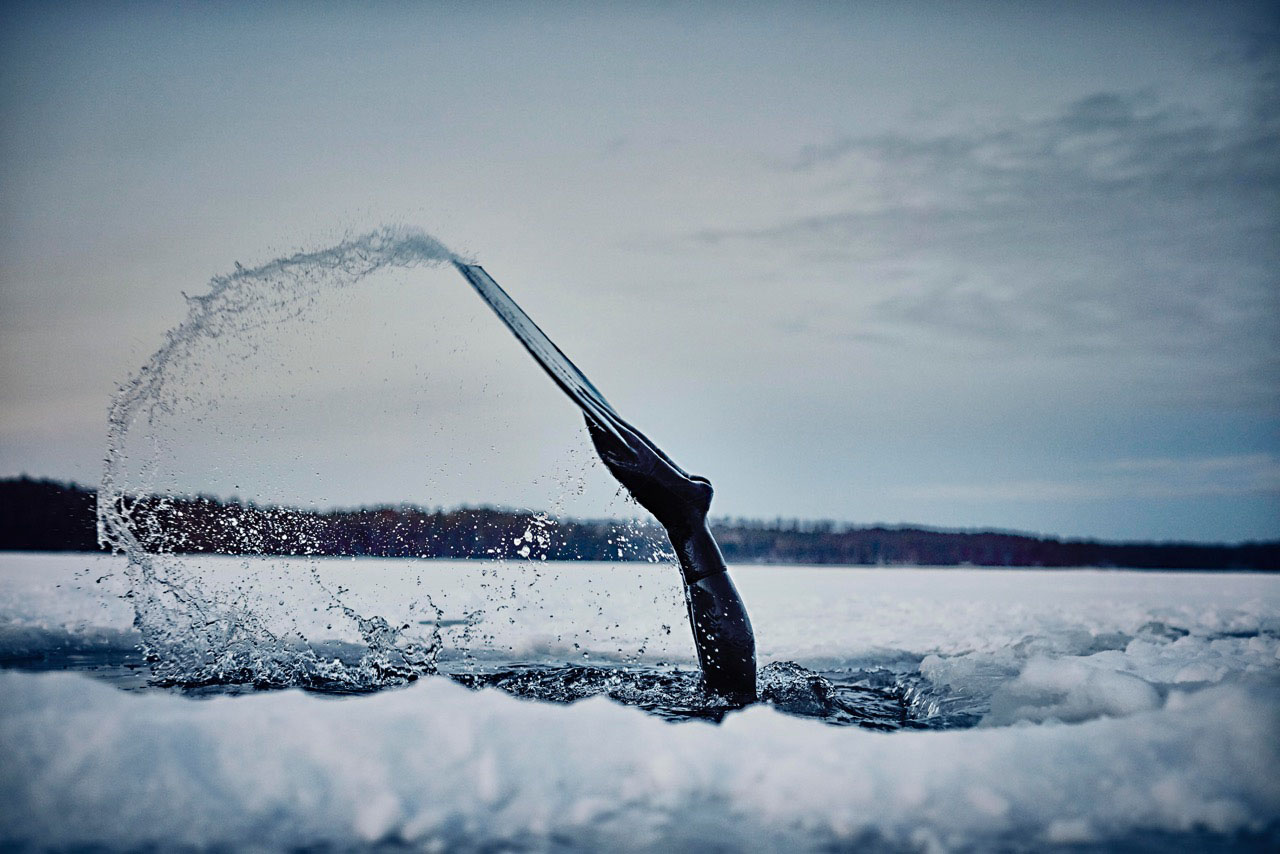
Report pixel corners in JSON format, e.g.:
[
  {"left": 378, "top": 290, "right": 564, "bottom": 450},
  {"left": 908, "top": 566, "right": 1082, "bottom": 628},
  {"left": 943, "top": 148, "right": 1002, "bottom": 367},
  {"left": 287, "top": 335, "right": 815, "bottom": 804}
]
[{"left": 97, "top": 227, "right": 458, "bottom": 689}]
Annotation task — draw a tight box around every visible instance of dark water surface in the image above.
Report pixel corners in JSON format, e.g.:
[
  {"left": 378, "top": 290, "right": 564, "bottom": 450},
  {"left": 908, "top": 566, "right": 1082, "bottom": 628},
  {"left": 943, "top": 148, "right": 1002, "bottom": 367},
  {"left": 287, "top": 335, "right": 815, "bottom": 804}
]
[{"left": 0, "top": 642, "right": 954, "bottom": 730}]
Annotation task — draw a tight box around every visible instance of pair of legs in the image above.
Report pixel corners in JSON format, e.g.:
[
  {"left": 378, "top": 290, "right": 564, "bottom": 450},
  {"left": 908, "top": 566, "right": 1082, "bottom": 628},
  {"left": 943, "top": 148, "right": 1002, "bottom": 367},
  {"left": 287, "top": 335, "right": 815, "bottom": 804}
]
[{"left": 455, "top": 262, "right": 756, "bottom": 702}]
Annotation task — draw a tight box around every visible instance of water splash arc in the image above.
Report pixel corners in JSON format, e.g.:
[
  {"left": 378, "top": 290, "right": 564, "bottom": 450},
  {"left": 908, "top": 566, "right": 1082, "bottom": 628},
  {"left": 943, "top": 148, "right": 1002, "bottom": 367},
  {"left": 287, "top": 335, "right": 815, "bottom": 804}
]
[{"left": 97, "top": 227, "right": 458, "bottom": 689}]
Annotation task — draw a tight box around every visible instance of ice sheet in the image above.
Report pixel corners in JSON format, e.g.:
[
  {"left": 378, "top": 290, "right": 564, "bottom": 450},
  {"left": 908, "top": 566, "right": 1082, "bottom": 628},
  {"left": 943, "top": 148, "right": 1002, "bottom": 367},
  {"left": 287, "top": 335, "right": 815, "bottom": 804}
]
[{"left": 3, "top": 553, "right": 1276, "bottom": 698}]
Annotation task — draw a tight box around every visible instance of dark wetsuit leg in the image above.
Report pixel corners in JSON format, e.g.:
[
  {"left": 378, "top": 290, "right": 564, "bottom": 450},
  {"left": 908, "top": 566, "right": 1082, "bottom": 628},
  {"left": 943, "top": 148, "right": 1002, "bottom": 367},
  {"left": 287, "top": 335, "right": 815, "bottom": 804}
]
[
  {"left": 456, "top": 261, "right": 757, "bottom": 702},
  {"left": 686, "top": 574, "right": 757, "bottom": 701}
]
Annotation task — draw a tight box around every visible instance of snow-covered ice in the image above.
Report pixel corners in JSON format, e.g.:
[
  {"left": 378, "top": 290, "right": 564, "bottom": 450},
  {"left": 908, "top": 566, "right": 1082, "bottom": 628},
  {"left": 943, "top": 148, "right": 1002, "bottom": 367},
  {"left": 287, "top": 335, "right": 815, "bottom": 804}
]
[{"left": 1, "top": 552, "right": 1278, "bottom": 852}]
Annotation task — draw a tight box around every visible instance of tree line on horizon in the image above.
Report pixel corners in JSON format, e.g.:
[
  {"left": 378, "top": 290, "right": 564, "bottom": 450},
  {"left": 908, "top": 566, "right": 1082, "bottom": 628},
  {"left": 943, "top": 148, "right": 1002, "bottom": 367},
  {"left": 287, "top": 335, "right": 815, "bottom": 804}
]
[{"left": 1, "top": 476, "right": 1277, "bottom": 570}]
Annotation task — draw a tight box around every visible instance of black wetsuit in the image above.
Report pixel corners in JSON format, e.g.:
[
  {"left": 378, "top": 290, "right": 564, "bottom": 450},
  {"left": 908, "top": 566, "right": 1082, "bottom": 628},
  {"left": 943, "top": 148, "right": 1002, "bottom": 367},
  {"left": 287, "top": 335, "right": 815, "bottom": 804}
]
[{"left": 456, "top": 262, "right": 757, "bottom": 702}]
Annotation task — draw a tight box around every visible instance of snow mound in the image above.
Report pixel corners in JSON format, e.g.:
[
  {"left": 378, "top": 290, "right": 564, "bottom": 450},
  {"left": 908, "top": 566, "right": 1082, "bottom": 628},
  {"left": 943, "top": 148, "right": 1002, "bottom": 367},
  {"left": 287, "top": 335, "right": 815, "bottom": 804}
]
[
  {"left": 2, "top": 669, "right": 1278, "bottom": 852},
  {"left": 983, "top": 656, "right": 1161, "bottom": 725}
]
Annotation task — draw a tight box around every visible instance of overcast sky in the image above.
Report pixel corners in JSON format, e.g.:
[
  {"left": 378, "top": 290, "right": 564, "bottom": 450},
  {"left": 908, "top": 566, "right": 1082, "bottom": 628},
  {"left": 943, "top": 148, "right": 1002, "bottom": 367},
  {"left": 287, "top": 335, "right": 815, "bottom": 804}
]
[{"left": 2, "top": 1, "right": 1277, "bottom": 542}]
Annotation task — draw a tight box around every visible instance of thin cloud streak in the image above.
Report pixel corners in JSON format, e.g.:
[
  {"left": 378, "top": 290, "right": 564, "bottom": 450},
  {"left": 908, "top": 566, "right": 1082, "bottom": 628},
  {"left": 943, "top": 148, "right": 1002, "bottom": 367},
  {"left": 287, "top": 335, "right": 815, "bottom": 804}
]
[{"left": 894, "top": 454, "right": 1280, "bottom": 504}]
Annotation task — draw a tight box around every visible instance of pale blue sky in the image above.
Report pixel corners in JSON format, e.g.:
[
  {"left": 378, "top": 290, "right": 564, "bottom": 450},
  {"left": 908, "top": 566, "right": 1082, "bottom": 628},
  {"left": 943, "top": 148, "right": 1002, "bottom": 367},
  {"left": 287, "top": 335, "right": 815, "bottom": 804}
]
[{"left": 2, "top": 2, "right": 1276, "bottom": 541}]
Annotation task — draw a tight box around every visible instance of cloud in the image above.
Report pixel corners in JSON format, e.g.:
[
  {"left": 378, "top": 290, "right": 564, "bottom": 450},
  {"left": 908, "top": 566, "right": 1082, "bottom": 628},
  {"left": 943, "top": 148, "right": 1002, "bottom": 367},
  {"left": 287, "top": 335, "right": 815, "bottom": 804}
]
[
  {"left": 893, "top": 454, "right": 1280, "bottom": 504},
  {"left": 691, "top": 74, "right": 1279, "bottom": 407}
]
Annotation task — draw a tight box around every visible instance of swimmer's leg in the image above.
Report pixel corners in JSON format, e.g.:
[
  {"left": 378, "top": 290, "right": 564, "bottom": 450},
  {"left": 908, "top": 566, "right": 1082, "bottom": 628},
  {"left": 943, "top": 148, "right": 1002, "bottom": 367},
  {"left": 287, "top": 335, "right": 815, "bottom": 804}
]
[
  {"left": 455, "top": 260, "right": 756, "bottom": 702},
  {"left": 670, "top": 521, "right": 757, "bottom": 703},
  {"left": 586, "top": 415, "right": 756, "bottom": 703}
]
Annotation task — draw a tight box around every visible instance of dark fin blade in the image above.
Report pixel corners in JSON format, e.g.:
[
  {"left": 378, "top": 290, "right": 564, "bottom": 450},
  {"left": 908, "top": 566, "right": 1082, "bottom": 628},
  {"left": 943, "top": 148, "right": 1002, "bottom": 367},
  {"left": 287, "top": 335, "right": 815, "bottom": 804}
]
[{"left": 453, "top": 261, "right": 630, "bottom": 445}]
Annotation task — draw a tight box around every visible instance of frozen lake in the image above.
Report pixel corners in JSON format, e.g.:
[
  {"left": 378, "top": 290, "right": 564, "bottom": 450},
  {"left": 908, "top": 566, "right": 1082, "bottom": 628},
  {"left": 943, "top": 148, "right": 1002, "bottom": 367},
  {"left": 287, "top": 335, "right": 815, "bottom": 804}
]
[{"left": 1, "top": 552, "right": 1278, "bottom": 851}]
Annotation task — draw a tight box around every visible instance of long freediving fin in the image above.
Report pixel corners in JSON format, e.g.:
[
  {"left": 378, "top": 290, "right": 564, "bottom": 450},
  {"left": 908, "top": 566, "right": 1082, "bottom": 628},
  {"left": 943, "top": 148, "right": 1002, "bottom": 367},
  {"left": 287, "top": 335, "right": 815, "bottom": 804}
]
[{"left": 453, "top": 262, "right": 630, "bottom": 446}]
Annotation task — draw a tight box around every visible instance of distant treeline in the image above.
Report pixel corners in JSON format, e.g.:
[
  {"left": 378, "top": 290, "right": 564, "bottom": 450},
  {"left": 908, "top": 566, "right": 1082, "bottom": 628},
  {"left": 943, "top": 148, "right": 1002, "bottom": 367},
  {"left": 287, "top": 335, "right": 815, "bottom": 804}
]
[
  {"left": 0, "top": 477, "right": 662, "bottom": 562},
  {"left": 2, "top": 476, "right": 1277, "bottom": 570}
]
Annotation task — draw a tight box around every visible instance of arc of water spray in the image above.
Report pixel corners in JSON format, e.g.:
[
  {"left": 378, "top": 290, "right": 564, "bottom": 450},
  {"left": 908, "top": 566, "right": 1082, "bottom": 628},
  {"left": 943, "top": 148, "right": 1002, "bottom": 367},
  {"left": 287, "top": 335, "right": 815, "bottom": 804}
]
[
  {"left": 97, "top": 228, "right": 458, "bottom": 687},
  {"left": 98, "top": 227, "right": 457, "bottom": 555}
]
